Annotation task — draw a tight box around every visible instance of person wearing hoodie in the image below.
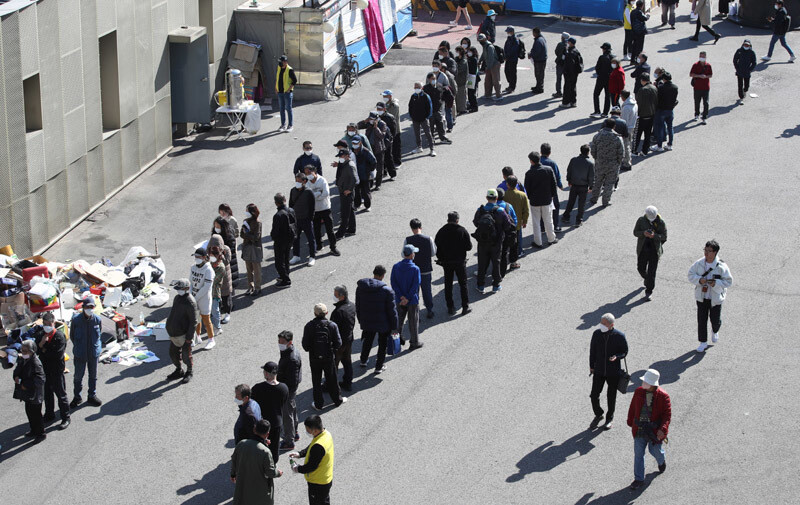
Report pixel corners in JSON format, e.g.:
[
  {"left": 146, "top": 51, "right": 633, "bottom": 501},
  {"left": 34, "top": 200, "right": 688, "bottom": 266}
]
[
  {"left": 608, "top": 58, "right": 626, "bottom": 108},
  {"left": 553, "top": 32, "right": 569, "bottom": 97},
  {"left": 653, "top": 72, "right": 678, "bottom": 152},
  {"left": 620, "top": 90, "right": 638, "bottom": 170},
  {"left": 634, "top": 206, "right": 668, "bottom": 301},
  {"left": 356, "top": 265, "right": 399, "bottom": 374},
  {"left": 381, "top": 90, "right": 403, "bottom": 166},
  {"left": 733, "top": 39, "right": 757, "bottom": 102},
  {"left": 591, "top": 42, "right": 615, "bottom": 118},
  {"left": 289, "top": 172, "right": 317, "bottom": 267},
  {"left": 240, "top": 204, "right": 263, "bottom": 296},
  {"left": 166, "top": 279, "right": 198, "bottom": 384},
  {"left": 208, "top": 233, "right": 233, "bottom": 328},
  {"left": 190, "top": 247, "right": 216, "bottom": 348}
]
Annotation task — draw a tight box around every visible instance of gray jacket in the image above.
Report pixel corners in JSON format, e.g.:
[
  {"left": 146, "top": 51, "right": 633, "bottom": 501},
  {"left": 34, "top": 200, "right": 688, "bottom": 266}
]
[
  {"left": 566, "top": 154, "right": 595, "bottom": 187},
  {"left": 335, "top": 160, "right": 359, "bottom": 193},
  {"left": 479, "top": 42, "right": 499, "bottom": 69}
]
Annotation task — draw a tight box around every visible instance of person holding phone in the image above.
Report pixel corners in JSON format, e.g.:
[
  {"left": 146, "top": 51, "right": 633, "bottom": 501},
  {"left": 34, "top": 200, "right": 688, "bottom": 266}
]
[{"left": 688, "top": 240, "right": 733, "bottom": 352}]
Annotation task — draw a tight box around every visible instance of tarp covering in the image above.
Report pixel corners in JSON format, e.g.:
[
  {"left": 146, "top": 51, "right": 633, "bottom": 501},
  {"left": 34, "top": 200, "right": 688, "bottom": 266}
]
[
  {"left": 231, "top": 10, "right": 284, "bottom": 98},
  {"left": 363, "top": 0, "right": 388, "bottom": 62},
  {"left": 506, "top": 0, "right": 625, "bottom": 22}
]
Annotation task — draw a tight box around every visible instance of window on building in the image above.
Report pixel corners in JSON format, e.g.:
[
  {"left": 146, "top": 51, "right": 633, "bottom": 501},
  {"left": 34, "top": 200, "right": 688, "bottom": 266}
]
[
  {"left": 98, "top": 31, "right": 121, "bottom": 131},
  {"left": 23, "top": 74, "right": 42, "bottom": 132}
]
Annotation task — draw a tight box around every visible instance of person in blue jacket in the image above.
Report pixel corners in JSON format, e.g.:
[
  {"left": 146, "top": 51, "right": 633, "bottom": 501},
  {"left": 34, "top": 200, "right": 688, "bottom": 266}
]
[
  {"left": 70, "top": 297, "right": 103, "bottom": 408},
  {"left": 391, "top": 244, "right": 424, "bottom": 351}
]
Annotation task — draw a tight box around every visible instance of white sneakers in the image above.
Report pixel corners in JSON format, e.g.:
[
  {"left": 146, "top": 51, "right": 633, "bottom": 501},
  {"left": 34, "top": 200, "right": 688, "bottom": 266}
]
[
  {"left": 790, "top": 55, "right": 797, "bottom": 62},
  {"left": 411, "top": 147, "right": 423, "bottom": 154},
  {"left": 289, "top": 256, "right": 302, "bottom": 265},
  {"left": 430, "top": 150, "right": 437, "bottom": 157},
  {"left": 449, "top": 20, "right": 456, "bottom": 25},
  {"left": 696, "top": 342, "right": 708, "bottom": 353},
  {"left": 761, "top": 56, "right": 771, "bottom": 61},
  {"left": 711, "top": 332, "right": 719, "bottom": 343},
  {"left": 308, "top": 257, "right": 316, "bottom": 266},
  {"left": 205, "top": 338, "right": 216, "bottom": 350}
]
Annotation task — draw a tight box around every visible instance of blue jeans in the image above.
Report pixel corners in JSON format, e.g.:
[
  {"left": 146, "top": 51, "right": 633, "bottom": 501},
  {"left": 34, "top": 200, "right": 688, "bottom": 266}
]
[
  {"left": 211, "top": 297, "right": 221, "bottom": 330},
  {"left": 634, "top": 437, "right": 665, "bottom": 481},
  {"left": 654, "top": 109, "right": 674, "bottom": 147},
  {"left": 73, "top": 357, "right": 98, "bottom": 398},
  {"left": 768, "top": 34, "right": 795, "bottom": 58},
  {"left": 444, "top": 107, "right": 454, "bottom": 130},
  {"left": 420, "top": 273, "right": 434, "bottom": 312},
  {"left": 278, "top": 92, "right": 293, "bottom": 127}
]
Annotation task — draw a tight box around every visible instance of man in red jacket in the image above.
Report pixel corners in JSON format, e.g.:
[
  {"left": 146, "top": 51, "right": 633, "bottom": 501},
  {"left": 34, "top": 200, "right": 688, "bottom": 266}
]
[
  {"left": 689, "top": 51, "right": 712, "bottom": 124},
  {"left": 627, "top": 369, "right": 671, "bottom": 489}
]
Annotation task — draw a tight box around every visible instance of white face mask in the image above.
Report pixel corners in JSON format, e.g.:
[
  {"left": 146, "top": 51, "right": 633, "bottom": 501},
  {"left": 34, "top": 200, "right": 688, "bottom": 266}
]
[
  {"left": 43, "top": 325, "right": 54, "bottom": 333},
  {"left": 304, "top": 149, "right": 313, "bottom": 155},
  {"left": 244, "top": 212, "right": 252, "bottom": 219},
  {"left": 234, "top": 398, "right": 244, "bottom": 406},
  {"left": 743, "top": 45, "right": 751, "bottom": 50},
  {"left": 338, "top": 157, "right": 346, "bottom": 163},
  {"left": 638, "top": 59, "right": 644, "bottom": 65},
  {"left": 414, "top": 88, "right": 422, "bottom": 94},
  {"left": 195, "top": 258, "right": 204, "bottom": 265},
  {"left": 383, "top": 96, "right": 391, "bottom": 103},
  {"left": 699, "top": 57, "right": 706, "bottom": 63},
  {"left": 432, "top": 67, "right": 439, "bottom": 73},
  {"left": 647, "top": 215, "right": 656, "bottom": 223},
  {"left": 178, "top": 289, "right": 189, "bottom": 296},
  {"left": 599, "top": 324, "right": 610, "bottom": 333},
  {"left": 462, "top": 43, "right": 469, "bottom": 49},
  {"left": 214, "top": 227, "right": 221, "bottom": 233},
  {"left": 84, "top": 307, "right": 94, "bottom": 316},
  {"left": 295, "top": 182, "right": 303, "bottom": 188},
  {"left": 611, "top": 63, "right": 618, "bottom": 69},
  {"left": 428, "top": 80, "right": 435, "bottom": 85},
  {"left": 347, "top": 130, "right": 355, "bottom": 136},
  {"left": 209, "top": 256, "right": 218, "bottom": 264},
  {"left": 20, "top": 353, "right": 31, "bottom": 360},
  {"left": 308, "top": 174, "right": 316, "bottom": 181},
  {"left": 377, "top": 110, "right": 384, "bottom": 115},
  {"left": 279, "top": 344, "right": 288, "bottom": 351}
]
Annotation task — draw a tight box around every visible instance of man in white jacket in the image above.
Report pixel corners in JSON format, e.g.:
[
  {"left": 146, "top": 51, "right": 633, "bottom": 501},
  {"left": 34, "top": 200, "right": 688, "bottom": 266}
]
[
  {"left": 190, "top": 247, "right": 216, "bottom": 349},
  {"left": 688, "top": 240, "right": 733, "bottom": 352},
  {"left": 620, "top": 90, "right": 638, "bottom": 171}
]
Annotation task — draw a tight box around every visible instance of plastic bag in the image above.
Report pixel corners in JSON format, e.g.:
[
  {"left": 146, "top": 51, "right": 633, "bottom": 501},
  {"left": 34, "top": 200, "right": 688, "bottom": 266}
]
[
  {"left": 119, "top": 288, "right": 134, "bottom": 307},
  {"left": 144, "top": 291, "right": 169, "bottom": 307}
]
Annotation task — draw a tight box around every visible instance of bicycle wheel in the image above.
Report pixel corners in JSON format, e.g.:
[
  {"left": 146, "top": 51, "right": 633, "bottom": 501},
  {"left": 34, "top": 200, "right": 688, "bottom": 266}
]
[
  {"left": 330, "top": 69, "right": 349, "bottom": 97},
  {"left": 349, "top": 61, "right": 360, "bottom": 86}
]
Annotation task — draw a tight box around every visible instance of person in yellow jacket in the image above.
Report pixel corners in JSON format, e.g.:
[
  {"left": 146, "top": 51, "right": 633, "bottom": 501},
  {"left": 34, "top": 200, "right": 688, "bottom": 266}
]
[
  {"left": 276, "top": 55, "right": 298, "bottom": 133},
  {"left": 289, "top": 415, "right": 334, "bottom": 505},
  {"left": 623, "top": 0, "right": 635, "bottom": 61}
]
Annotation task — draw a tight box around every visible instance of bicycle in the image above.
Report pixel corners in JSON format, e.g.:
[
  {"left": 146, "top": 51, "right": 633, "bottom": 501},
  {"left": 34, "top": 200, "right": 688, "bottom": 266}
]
[{"left": 329, "top": 51, "right": 360, "bottom": 97}]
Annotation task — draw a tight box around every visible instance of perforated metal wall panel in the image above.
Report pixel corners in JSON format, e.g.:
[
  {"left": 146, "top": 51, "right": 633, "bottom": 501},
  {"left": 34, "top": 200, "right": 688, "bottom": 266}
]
[
  {"left": 184, "top": 0, "right": 198, "bottom": 26},
  {"left": 3, "top": 13, "right": 29, "bottom": 201},
  {"left": 155, "top": 96, "right": 172, "bottom": 155},
  {"left": 102, "top": 132, "right": 123, "bottom": 194},
  {"left": 66, "top": 156, "right": 89, "bottom": 222},
  {"left": 86, "top": 145, "right": 104, "bottom": 207},
  {"left": 152, "top": 2, "right": 170, "bottom": 102},
  {"left": 0, "top": 205, "right": 12, "bottom": 252},
  {"left": 138, "top": 105, "right": 156, "bottom": 166},
  {"left": 60, "top": 50, "right": 85, "bottom": 114},
  {"left": 28, "top": 185, "right": 48, "bottom": 252},
  {"left": 46, "top": 170, "right": 69, "bottom": 241},
  {"left": 12, "top": 196, "right": 32, "bottom": 257},
  {"left": 116, "top": 0, "right": 138, "bottom": 126},
  {"left": 0, "top": 21, "right": 11, "bottom": 208},
  {"left": 213, "top": 0, "right": 225, "bottom": 19},
  {"left": 63, "top": 106, "right": 87, "bottom": 165},
  {"left": 37, "top": 0, "right": 66, "bottom": 180},
  {"left": 212, "top": 15, "right": 227, "bottom": 63},
  {"left": 95, "top": 0, "right": 117, "bottom": 36},
  {"left": 120, "top": 119, "right": 139, "bottom": 180},
  {"left": 81, "top": 0, "right": 103, "bottom": 151},
  {"left": 134, "top": 0, "right": 154, "bottom": 115},
  {"left": 25, "top": 131, "right": 45, "bottom": 192},
  {"left": 168, "top": 0, "right": 185, "bottom": 31},
  {"left": 59, "top": 0, "right": 82, "bottom": 55},
  {"left": 18, "top": 5, "right": 39, "bottom": 79}
]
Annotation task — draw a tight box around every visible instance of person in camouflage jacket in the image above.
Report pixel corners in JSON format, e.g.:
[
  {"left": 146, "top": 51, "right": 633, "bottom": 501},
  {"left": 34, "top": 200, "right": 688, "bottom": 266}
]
[{"left": 589, "top": 118, "right": 624, "bottom": 207}]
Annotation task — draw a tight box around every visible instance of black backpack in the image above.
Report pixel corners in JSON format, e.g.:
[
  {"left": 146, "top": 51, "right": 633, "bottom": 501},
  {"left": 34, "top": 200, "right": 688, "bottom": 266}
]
[
  {"left": 494, "top": 44, "right": 505, "bottom": 64},
  {"left": 473, "top": 206, "right": 498, "bottom": 243},
  {"left": 518, "top": 39, "right": 527, "bottom": 60},
  {"left": 311, "top": 320, "right": 333, "bottom": 360}
]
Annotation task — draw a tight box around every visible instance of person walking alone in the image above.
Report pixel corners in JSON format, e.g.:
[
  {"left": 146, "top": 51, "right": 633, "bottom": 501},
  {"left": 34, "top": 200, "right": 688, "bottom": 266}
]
[
  {"left": 449, "top": 0, "right": 473, "bottom": 29},
  {"left": 627, "top": 369, "right": 671, "bottom": 490},
  {"left": 762, "top": 1, "right": 796, "bottom": 62},
  {"left": 689, "top": 0, "right": 721, "bottom": 44},
  {"left": 589, "top": 313, "right": 629, "bottom": 431},
  {"left": 688, "top": 240, "right": 733, "bottom": 352},
  {"left": 633, "top": 206, "right": 667, "bottom": 301},
  {"left": 690, "top": 52, "right": 713, "bottom": 125},
  {"left": 734, "top": 39, "right": 757, "bottom": 103}
]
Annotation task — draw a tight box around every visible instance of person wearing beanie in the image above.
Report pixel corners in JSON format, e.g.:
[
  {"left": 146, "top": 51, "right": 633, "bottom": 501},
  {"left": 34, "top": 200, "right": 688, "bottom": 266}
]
[
  {"left": 302, "top": 303, "right": 346, "bottom": 409},
  {"left": 633, "top": 206, "right": 668, "bottom": 301},
  {"left": 733, "top": 39, "right": 757, "bottom": 103},
  {"left": 591, "top": 42, "right": 615, "bottom": 118},
  {"left": 627, "top": 369, "right": 671, "bottom": 490},
  {"left": 553, "top": 32, "right": 569, "bottom": 97}
]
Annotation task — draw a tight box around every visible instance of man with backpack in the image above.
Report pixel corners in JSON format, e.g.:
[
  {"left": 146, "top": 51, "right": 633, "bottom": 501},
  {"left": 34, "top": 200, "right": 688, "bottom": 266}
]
[
  {"left": 301, "top": 303, "right": 347, "bottom": 410},
  {"left": 762, "top": 1, "right": 796, "bottom": 62},
  {"left": 561, "top": 37, "right": 583, "bottom": 108},
  {"left": 478, "top": 34, "right": 503, "bottom": 101},
  {"left": 271, "top": 193, "right": 296, "bottom": 289},
  {"left": 478, "top": 9, "right": 497, "bottom": 43},
  {"left": 472, "top": 189, "right": 514, "bottom": 294},
  {"left": 524, "top": 152, "right": 559, "bottom": 248},
  {"left": 503, "top": 26, "right": 526, "bottom": 94}
]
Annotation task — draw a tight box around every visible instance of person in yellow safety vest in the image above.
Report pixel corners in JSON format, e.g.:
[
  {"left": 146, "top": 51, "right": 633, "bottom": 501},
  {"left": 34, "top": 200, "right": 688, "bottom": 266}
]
[
  {"left": 623, "top": 0, "right": 635, "bottom": 61},
  {"left": 276, "top": 55, "right": 298, "bottom": 133},
  {"left": 289, "top": 415, "right": 334, "bottom": 505}
]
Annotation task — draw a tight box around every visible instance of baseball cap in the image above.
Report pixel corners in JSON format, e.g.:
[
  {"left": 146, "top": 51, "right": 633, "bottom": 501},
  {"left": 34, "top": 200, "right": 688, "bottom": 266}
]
[
  {"left": 601, "top": 42, "right": 611, "bottom": 50},
  {"left": 333, "top": 139, "right": 348, "bottom": 148},
  {"left": 610, "top": 106, "right": 621, "bottom": 115},
  {"left": 376, "top": 102, "right": 386, "bottom": 109},
  {"left": 82, "top": 296, "right": 96, "bottom": 308},
  {"left": 382, "top": 89, "right": 393, "bottom": 96},
  {"left": 193, "top": 247, "right": 207, "bottom": 257},
  {"left": 487, "top": 188, "right": 498, "bottom": 198},
  {"left": 506, "top": 26, "right": 515, "bottom": 33},
  {"left": 568, "top": 37, "right": 577, "bottom": 44},
  {"left": 337, "top": 149, "right": 350, "bottom": 157},
  {"left": 261, "top": 361, "right": 279, "bottom": 374},
  {"left": 278, "top": 55, "right": 288, "bottom": 62},
  {"left": 173, "top": 278, "right": 190, "bottom": 290},
  {"left": 402, "top": 244, "right": 419, "bottom": 257},
  {"left": 477, "top": 34, "right": 487, "bottom": 42},
  {"left": 368, "top": 111, "right": 378, "bottom": 119}
]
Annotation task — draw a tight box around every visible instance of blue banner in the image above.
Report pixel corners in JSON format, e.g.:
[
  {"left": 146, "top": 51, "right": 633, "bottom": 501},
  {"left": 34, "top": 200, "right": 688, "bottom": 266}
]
[{"left": 506, "top": 0, "right": 625, "bottom": 22}]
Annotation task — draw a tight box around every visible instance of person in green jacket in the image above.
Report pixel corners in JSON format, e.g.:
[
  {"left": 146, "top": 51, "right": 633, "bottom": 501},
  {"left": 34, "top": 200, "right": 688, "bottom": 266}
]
[
  {"left": 633, "top": 206, "right": 667, "bottom": 301},
  {"left": 231, "top": 419, "right": 283, "bottom": 505}
]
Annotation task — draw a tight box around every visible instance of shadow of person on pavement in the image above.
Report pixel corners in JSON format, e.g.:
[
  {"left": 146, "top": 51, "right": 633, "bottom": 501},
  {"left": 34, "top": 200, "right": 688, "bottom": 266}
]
[
  {"left": 574, "top": 472, "right": 658, "bottom": 504},
  {"left": 777, "top": 123, "right": 800, "bottom": 138},
  {"left": 506, "top": 429, "right": 604, "bottom": 482},
  {"left": 176, "top": 460, "right": 232, "bottom": 505},
  {"left": 0, "top": 422, "right": 44, "bottom": 462},
  {"left": 629, "top": 350, "right": 706, "bottom": 386},
  {"left": 577, "top": 289, "right": 647, "bottom": 330}
]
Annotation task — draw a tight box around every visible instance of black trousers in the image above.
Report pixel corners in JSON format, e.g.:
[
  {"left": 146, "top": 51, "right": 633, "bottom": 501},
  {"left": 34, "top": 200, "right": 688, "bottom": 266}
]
[
  {"left": 500, "top": 233, "right": 518, "bottom": 276},
  {"left": 310, "top": 358, "right": 342, "bottom": 408},
  {"left": 719, "top": 0, "right": 730, "bottom": 15},
  {"left": 429, "top": 110, "right": 446, "bottom": 140},
  {"left": 354, "top": 179, "right": 371, "bottom": 209},
  {"left": 563, "top": 185, "right": 589, "bottom": 223},
  {"left": 631, "top": 33, "right": 645, "bottom": 62},
  {"left": 504, "top": 60, "right": 518, "bottom": 90},
  {"left": 337, "top": 193, "right": 355, "bottom": 234},
  {"left": 274, "top": 243, "right": 291, "bottom": 283},
  {"left": 392, "top": 132, "right": 402, "bottom": 165},
  {"left": 335, "top": 338, "right": 353, "bottom": 386},
  {"left": 533, "top": 60, "right": 546, "bottom": 91},
  {"left": 552, "top": 195, "right": 561, "bottom": 229},
  {"left": 220, "top": 293, "right": 233, "bottom": 314},
  {"left": 382, "top": 149, "right": 396, "bottom": 181},
  {"left": 371, "top": 151, "right": 385, "bottom": 188},
  {"left": 635, "top": 116, "right": 654, "bottom": 154},
  {"left": 442, "top": 263, "right": 469, "bottom": 310},
  {"left": 737, "top": 75, "right": 750, "bottom": 99},
  {"left": 593, "top": 79, "right": 611, "bottom": 115},
  {"left": 623, "top": 29, "right": 632, "bottom": 56},
  {"left": 637, "top": 249, "right": 659, "bottom": 294},
  {"left": 44, "top": 371, "right": 70, "bottom": 421},
  {"left": 563, "top": 74, "right": 578, "bottom": 105},
  {"left": 590, "top": 374, "right": 618, "bottom": 420},
  {"left": 467, "top": 87, "right": 478, "bottom": 111},
  {"left": 169, "top": 338, "right": 193, "bottom": 372},
  {"left": 25, "top": 401, "right": 44, "bottom": 436},
  {"left": 268, "top": 425, "right": 282, "bottom": 463},
  {"left": 697, "top": 299, "right": 722, "bottom": 342},
  {"left": 313, "top": 209, "right": 337, "bottom": 250},
  {"left": 695, "top": 19, "right": 719, "bottom": 38},
  {"left": 360, "top": 330, "right": 389, "bottom": 370},
  {"left": 693, "top": 89, "right": 709, "bottom": 119},
  {"left": 476, "top": 242, "right": 502, "bottom": 288},
  {"left": 308, "top": 482, "right": 332, "bottom": 505},
  {"left": 555, "top": 64, "right": 564, "bottom": 93}
]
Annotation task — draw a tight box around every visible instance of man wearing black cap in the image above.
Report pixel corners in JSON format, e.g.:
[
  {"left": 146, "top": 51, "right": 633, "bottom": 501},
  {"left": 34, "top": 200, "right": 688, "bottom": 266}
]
[
  {"left": 276, "top": 55, "right": 297, "bottom": 133},
  {"left": 333, "top": 148, "right": 358, "bottom": 238},
  {"left": 503, "top": 26, "right": 523, "bottom": 94},
  {"left": 165, "top": 278, "right": 197, "bottom": 384},
  {"left": 591, "top": 42, "right": 614, "bottom": 118},
  {"left": 408, "top": 82, "right": 436, "bottom": 156},
  {"left": 357, "top": 111, "right": 389, "bottom": 189},
  {"left": 70, "top": 297, "right": 103, "bottom": 408},
  {"left": 251, "top": 361, "right": 289, "bottom": 463},
  {"left": 375, "top": 102, "right": 397, "bottom": 182},
  {"left": 37, "top": 312, "right": 70, "bottom": 429},
  {"left": 561, "top": 37, "right": 583, "bottom": 108},
  {"left": 350, "top": 138, "right": 376, "bottom": 212},
  {"left": 271, "top": 193, "right": 296, "bottom": 288}
]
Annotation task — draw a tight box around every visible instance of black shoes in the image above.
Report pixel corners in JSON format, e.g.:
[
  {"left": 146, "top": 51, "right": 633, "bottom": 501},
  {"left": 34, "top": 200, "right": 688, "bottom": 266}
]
[
  {"left": 43, "top": 412, "right": 56, "bottom": 423},
  {"left": 447, "top": 307, "right": 457, "bottom": 316},
  {"left": 181, "top": 372, "right": 193, "bottom": 384},
  {"left": 630, "top": 480, "right": 644, "bottom": 490},
  {"left": 87, "top": 396, "right": 102, "bottom": 407},
  {"left": 426, "top": 311, "right": 435, "bottom": 319},
  {"left": 689, "top": 36, "right": 699, "bottom": 41},
  {"left": 589, "top": 414, "right": 604, "bottom": 430},
  {"left": 276, "top": 280, "right": 291, "bottom": 288},
  {"left": 462, "top": 307, "right": 472, "bottom": 316},
  {"left": 339, "top": 381, "right": 352, "bottom": 392},
  {"left": 70, "top": 396, "right": 82, "bottom": 409},
  {"left": 330, "top": 248, "right": 341, "bottom": 257},
  {"left": 59, "top": 419, "right": 71, "bottom": 430},
  {"left": 166, "top": 369, "right": 185, "bottom": 381},
  {"left": 658, "top": 461, "right": 667, "bottom": 473},
  {"left": 409, "top": 342, "right": 424, "bottom": 350}
]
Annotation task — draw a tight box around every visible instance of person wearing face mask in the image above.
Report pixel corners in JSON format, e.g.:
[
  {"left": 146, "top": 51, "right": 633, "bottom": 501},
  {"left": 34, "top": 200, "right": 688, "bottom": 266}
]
[
  {"left": 529, "top": 27, "right": 547, "bottom": 95},
  {"left": 208, "top": 235, "right": 232, "bottom": 334},
  {"left": 340, "top": 122, "right": 372, "bottom": 153},
  {"left": 271, "top": 193, "right": 296, "bottom": 289},
  {"left": 561, "top": 37, "right": 583, "bottom": 108},
  {"left": 591, "top": 42, "right": 615, "bottom": 118},
  {"left": 633, "top": 72, "right": 658, "bottom": 156},
  {"left": 688, "top": 240, "right": 733, "bottom": 352},
  {"left": 288, "top": 415, "right": 336, "bottom": 505},
  {"left": 434, "top": 60, "right": 459, "bottom": 132},
  {"left": 305, "top": 165, "right": 339, "bottom": 256},
  {"left": 478, "top": 34, "right": 503, "bottom": 101},
  {"left": 165, "top": 279, "right": 197, "bottom": 384},
  {"left": 630, "top": 1, "right": 650, "bottom": 63},
  {"left": 763, "top": 1, "right": 796, "bottom": 62},
  {"left": 622, "top": 1, "right": 635, "bottom": 61},
  {"left": 356, "top": 112, "right": 388, "bottom": 189},
  {"left": 435, "top": 46, "right": 456, "bottom": 75},
  {"left": 350, "top": 139, "right": 377, "bottom": 211},
  {"left": 330, "top": 285, "right": 355, "bottom": 391},
  {"left": 454, "top": 48, "right": 469, "bottom": 114},
  {"left": 190, "top": 247, "right": 216, "bottom": 347},
  {"left": 588, "top": 313, "right": 629, "bottom": 431},
  {"left": 233, "top": 383, "right": 262, "bottom": 444},
  {"left": 422, "top": 74, "right": 452, "bottom": 145},
  {"left": 689, "top": 0, "right": 720, "bottom": 44},
  {"left": 653, "top": 71, "right": 678, "bottom": 152},
  {"left": 218, "top": 203, "right": 240, "bottom": 282},
  {"left": 251, "top": 361, "right": 289, "bottom": 464},
  {"left": 381, "top": 90, "right": 403, "bottom": 166},
  {"left": 36, "top": 313, "right": 70, "bottom": 429},
  {"left": 466, "top": 47, "right": 480, "bottom": 112},
  {"left": 553, "top": 32, "right": 569, "bottom": 97},
  {"left": 230, "top": 418, "right": 283, "bottom": 505},
  {"left": 240, "top": 204, "right": 263, "bottom": 296},
  {"left": 289, "top": 172, "right": 317, "bottom": 267},
  {"left": 608, "top": 58, "right": 626, "bottom": 108},
  {"left": 13, "top": 340, "right": 47, "bottom": 442},
  {"left": 277, "top": 330, "right": 302, "bottom": 449},
  {"left": 689, "top": 51, "right": 713, "bottom": 124},
  {"left": 374, "top": 102, "right": 397, "bottom": 181},
  {"left": 332, "top": 151, "right": 358, "bottom": 238},
  {"left": 589, "top": 119, "right": 625, "bottom": 207},
  {"left": 478, "top": 9, "right": 497, "bottom": 43},
  {"left": 449, "top": 0, "right": 473, "bottom": 30},
  {"left": 627, "top": 369, "right": 670, "bottom": 490},
  {"left": 620, "top": 90, "right": 638, "bottom": 170},
  {"left": 408, "top": 82, "right": 436, "bottom": 156},
  {"left": 69, "top": 296, "right": 102, "bottom": 408},
  {"left": 503, "top": 26, "right": 525, "bottom": 95},
  {"left": 302, "top": 303, "right": 346, "bottom": 410},
  {"left": 634, "top": 206, "right": 668, "bottom": 301},
  {"left": 294, "top": 141, "right": 322, "bottom": 176},
  {"left": 630, "top": 52, "right": 650, "bottom": 93},
  {"left": 733, "top": 39, "right": 757, "bottom": 103}
]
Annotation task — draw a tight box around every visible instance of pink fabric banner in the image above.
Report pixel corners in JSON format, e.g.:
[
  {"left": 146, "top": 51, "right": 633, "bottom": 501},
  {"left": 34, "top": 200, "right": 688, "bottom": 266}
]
[{"left": 362, "top": 0, "right": 387, "bottom": 63}]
